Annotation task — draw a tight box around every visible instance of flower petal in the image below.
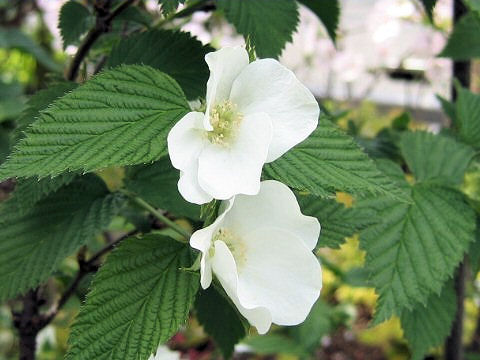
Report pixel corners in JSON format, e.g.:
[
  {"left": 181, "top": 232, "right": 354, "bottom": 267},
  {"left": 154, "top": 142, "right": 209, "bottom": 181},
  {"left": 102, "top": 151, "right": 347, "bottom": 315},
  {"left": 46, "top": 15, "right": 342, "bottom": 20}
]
[
  {"left": 236, "top": 228, "right": 322, "bottom": 326},
  {"left": 167, "top": 111, "right": 206, "bottom": 171},
  {"left": 178, "top": 167, "right": 212, "bottom": 205},
  {"left": 167, "top": 111, "right": 212, "bottom": 204},
  {"left": 211, "top": 240, "right": 272, "bottom": 334},
  {"left": 190, "top": 198, "right": 235, "bottom": 288},
  {"left": 230, "top": 59, "right": 319, "bottom": 162},
  {"left": 204, "top": 47, "right": 249, "bottom": 130},
  {"left": 197, "top": 112, "right": 273, "bottom": 200},
  {"left": 224, "top": 180, "right": 320, "bottom": 250},
  {"left": 148, "top": 346, "right": 181, "bottom": 360}
]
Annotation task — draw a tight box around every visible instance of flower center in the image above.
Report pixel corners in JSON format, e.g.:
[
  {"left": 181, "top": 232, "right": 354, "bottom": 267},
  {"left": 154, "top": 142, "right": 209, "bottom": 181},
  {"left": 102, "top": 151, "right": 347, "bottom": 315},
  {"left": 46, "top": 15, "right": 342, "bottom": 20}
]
[
  {"left": 207, "top": 101, "right": 242, "bottom": 146},
  {"left": 212, "top": 227, "right": 247, "bottom": 268}
]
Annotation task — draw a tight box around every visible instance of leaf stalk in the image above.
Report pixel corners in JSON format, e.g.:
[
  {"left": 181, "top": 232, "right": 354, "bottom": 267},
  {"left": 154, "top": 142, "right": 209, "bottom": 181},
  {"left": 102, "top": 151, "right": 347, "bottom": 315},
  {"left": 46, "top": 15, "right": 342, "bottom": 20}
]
[{"left": 120, "top": 189, "right": 192, "bottom": 240}]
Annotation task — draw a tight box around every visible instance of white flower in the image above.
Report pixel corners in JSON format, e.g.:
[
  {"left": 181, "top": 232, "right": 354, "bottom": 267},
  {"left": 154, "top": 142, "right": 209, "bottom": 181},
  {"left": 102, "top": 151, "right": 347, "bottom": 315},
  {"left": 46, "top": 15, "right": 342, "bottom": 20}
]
[
  {"left": 190, "top": 180, "right": 322, "bottom": 334},
  {"left": 148, "top": 345, "right": 181, "bottom": 360},
  {"left": 168, "top": 46, "right": 319, "bottom": 204}
]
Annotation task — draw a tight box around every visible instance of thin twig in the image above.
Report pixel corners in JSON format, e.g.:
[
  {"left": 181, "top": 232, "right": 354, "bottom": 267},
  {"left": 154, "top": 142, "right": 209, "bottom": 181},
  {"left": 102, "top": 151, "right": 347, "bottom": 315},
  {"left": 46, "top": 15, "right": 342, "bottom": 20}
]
[
  {"left": 88, "top": 230, "right": 137, "bottom": 264},
  {"left": 66, "top": 0, "right": 137, "bottom": 81},
  {"left": 14, "top": 290, "right": 41, "bottom": 360},
  {"left": 153, "top": 0, "right": 214, "bottom": 28},
  {"left": 120, "top": 189, "right": 191, "bottom": 240},
  {"left": 40, "top": 229, "right": 138, "bottom": 327},
  {"left": 445, "top": 1, "right": 470, "bottom": 359}
]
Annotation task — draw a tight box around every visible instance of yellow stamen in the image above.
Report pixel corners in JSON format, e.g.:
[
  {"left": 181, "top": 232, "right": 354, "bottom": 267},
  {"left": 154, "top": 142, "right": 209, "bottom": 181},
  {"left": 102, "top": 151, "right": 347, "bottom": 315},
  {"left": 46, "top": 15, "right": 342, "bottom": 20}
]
[
  {"left": 213, "top": 227, "right": 247, "bottom": 268},
  {"left": 207, "top": 101, "right": 242, "bottom": 146}
]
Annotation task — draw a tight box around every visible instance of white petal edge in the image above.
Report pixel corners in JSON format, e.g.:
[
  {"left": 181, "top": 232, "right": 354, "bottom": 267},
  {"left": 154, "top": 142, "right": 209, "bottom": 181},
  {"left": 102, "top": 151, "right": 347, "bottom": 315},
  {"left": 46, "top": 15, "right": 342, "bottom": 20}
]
[
  {"left": 177, "top": 167, "right": 212, "bottom": 205},
  {"left": 236, "top": 227, "right": 322, "bottom": 325},
  {"left": 167, "top": 111, "right": 206, "bottom": 171},
  {"left": 204, "top": 46, "right": 249, "bottom": 130},
  {"left": 211, "top": 240, "right": 272, "bottom": 334},
  {"left": 230, "top": 58, "right": 319, "bottom": 162},
  {"left": 197, "top": 112, "right": 273, "bottom": 200},
  {"left": 223, "top": 180, "right": 320, "bottom": 250},
  {"left": 190, "top": 198, "right": 234, "bottom": 288},
  {"left": 167, "top": 111, "right": 212, "bottom": 204},
  {"left": 148, "top": 346, "right": 181, "bottom": 360}
]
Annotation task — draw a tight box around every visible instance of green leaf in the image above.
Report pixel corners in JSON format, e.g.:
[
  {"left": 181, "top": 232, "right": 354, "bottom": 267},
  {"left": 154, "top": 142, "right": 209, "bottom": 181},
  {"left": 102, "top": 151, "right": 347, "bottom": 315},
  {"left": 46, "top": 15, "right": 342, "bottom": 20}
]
[
  {"left": 439, "top": 13, "right": 480, "bottom": 60},
  {"left": 0, "top": 175, "right": 125, "bottom": 301},
  {"left": 158, "top": 0, "right": 186, "bottom": 15},
  {"left": 8, "top": 174, "right": 77, "bottom": 214},
  {"left": 420, "top": 0, "right": 438, "bottom": 22},
  {"left": 0, "top": 65, "right": 189, "bottom": 181},
  {"left": 357, "top": 161, "right": 475, "bottom": 323},
  {"left": 455, "top": 85, "right": 480, "bottom": 149},
  {"left": 0, "top": 125, "right": 11, "bottom": 164},
  {"left": 66, "top": 234, "right": 198, "bottom": 360},
  {"left": 218, "top": 0, "right": 299, "bottom": 58},
  {"left": 114, "top": 6, "right": 152, "bottom": 27},
  {"left": 400, "top": 131, "right": 475, "bottom": 185},
  {"left": 437, "top": 94, "right": 456, "bottom": 122},
  {"left": 298, "top": 0, "right": 339, "bottom": 42},
  {"left": 125, "top": 158, "right": 200, "bottom": 220},
  {"left": 468, "top": 0, "right": 480, "bottom": 14},
  {"left": 243, "top": 334, "right": 307, "bottom": 357},
  {"left": 469, "top": 217, "right": 480, "bottom": 275},
  {"left": 0, "top": 98, "right": 24, "bottom": 123},
  {"left": 297, "top": 194, "right": 377, "bottom": 249},
  {"left": 0, "top": 27, "right": 61, "bottom": 72},
  {"left": 195, "top": 286, "right": 246, "bottom": 359},
  {"left": 13, "top": 82, "right": 78, "bottom": 142},
  {"left": 263, "top": 117, "right": 409, "bottom": 200},
  {"left": 0, "top": 81, "right": 22, "bottom": 100},
  {"left": 58, "top": 1, "right": 92, "bottom": 49},
  {"left": 289, "top": 300, "right": 333, "bottom": 351},
  {"left": 106, "top": 30, "right": 211, "bottom": 100},
  {"left": 0, "top": 81, "right": 25, "bottom": 123},
  {"left": 401, "top": 282, "right": 456, "bottom": 360}
]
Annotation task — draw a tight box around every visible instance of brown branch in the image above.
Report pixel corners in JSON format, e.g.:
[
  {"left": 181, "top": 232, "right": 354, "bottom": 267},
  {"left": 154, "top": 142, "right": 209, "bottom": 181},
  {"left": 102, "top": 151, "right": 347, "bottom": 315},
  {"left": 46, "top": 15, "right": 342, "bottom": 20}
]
[
  {"left": 11, "top": 230, "right": 138, "bottom": 360},
  {"left": 66, "top": 0, "right": 137, "bottom": 81},
  {"left": 446, "top": 263, "right": 467, "bottom": 360},
  {"left": 88, "top": 229, "right": 138, "bottom": 265},
  {"left": 13, "top": 290, "right": 43, "bottom": 360},
  {"left": 445, "top": 1, "right": 470, "bottom": 359},
  {"left": 40, "top": 229, "right": 138, "bottom": 328},
  {"left": 174, "top": 0, "right": 215, "bottom": 19},
  {"left": 468, "top": 311, "right": 480, "bottom": 353}
]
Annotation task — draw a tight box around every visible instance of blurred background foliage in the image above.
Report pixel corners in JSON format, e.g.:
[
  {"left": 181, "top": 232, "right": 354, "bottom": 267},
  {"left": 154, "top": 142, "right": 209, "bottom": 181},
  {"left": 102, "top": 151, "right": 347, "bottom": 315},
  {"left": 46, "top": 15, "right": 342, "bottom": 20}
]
[{"left": 1, "top": 0, "right": 480, "bottom": 359}]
